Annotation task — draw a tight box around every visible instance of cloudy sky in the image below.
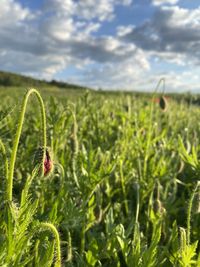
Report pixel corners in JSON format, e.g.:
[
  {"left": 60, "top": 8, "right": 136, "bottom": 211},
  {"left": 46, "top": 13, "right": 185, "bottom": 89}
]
[{"left": 0, "top": 0, "right": 200, "bottom": 92}]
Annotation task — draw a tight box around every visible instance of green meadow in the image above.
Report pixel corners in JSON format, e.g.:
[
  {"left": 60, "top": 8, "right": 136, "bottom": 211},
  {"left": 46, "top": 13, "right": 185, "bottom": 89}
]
[{"left": 0, "top": 79, "right": 200, "bottom": 266}]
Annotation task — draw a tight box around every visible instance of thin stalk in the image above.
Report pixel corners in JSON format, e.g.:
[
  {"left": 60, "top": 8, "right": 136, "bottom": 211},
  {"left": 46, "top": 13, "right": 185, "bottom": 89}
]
[
  {"left": 132, "top": 183, "right": 140, "bottom": 261},
  {"left": 68, "top": 107, "right": 80, "bottom": 188},
  {"left": 143, "top": 103, "right": 153, "bottom": 180},
  {"left": 119, "top": 160, "right": 129, "bottom": 215},
  {"left": 40, "top": 222, "right": 61, "bottom": 267},
  {"left": 135, "top": 183, "right": 140, "bottom": 224},
  {"left": 143, "top": 78, "right": 165, "bottom": 180},
  {"left": 155, "top": 78, "right": 165, "bottom": 95},
  {"left": 6, "top": 204, "right": 13, "bottom": 261},
  {"left": 66, "top": 230, "right": 72, "bottom": 262},
  {"left": 7, "top": 88, "right": 46, "bottom": 202},
  {"left": 187, "top": 182, "right": 200, "bottom": 245}
]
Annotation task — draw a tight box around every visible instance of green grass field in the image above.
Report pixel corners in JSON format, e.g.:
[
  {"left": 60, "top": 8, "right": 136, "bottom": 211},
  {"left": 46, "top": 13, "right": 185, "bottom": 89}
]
[{"left": 0, "top": 85, "right": 200, "bottom": 266}]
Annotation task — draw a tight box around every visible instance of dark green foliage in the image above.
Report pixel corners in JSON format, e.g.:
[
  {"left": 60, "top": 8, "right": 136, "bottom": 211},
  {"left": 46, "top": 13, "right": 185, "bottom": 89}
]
[{"left": 0, "top": 70, "right": 90, "bottom": 90}]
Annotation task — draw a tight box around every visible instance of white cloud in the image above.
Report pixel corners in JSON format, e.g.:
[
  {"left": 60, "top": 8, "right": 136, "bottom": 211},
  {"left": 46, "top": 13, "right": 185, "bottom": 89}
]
[
  {"left": 44, "top": 0, "right": 75, "bottom": 14},
  {"left": 44, "top": 0, "right": 132, "bottom": 22},
  {"left": 41, "top": 17, "right": 75, "bottom": 41},
  {"left": 117, "top": 25, "right": 135, "bottom": 37},
  {"left": 0, "top": 0, "right": 140, "bottom": 81},
  {"left": 69, "top": 66, "right": 198, "bottom": 92},
  {"left": 65, "top": 45, "right": 150, "bottom": 90},
  {"left": 151, "top": 70, "right": 200, "bottom": 93},
  {"left": 152, "top": 0, "right": 179, "bottom": 6},
  {"left": 75, "top": 0, "right": 132, "bottom": 21},
  {"left": 0, "top": 0, "right": 200, "bottom": 92},
  {"left": 0, "top": 0, "right": 31, "bottom": 26},
  {"left": 76, "top": 0, "right": 115, "bottom": 21},
  {"left": 119, "top": 6, "right": 200, "bottom": 66},
  {"left": 0, "top": 0, "right": 144, "bottom": 83}
]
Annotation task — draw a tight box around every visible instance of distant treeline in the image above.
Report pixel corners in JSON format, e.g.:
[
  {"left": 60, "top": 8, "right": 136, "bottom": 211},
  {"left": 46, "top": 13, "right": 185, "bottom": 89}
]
[
  {"left": 0, "top": 70, "right": 87, "bottom": 90},
  {"left": 1, "top": 70, "right": 200, "bottom": 106}
]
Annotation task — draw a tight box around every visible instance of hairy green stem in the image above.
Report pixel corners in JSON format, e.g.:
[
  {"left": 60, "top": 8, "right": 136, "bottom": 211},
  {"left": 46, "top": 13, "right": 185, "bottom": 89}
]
[
  {"left": 68, "top": 107, "right": 80, "bottom": 188},
  {"left": 187, "top": 182, "right": 200, "bottom": 245},
  {"left": 7, "top": 88, "right": 46, "bottom": 202},
  {"left": 40, "top": 222, "right": 61, "bottom": 267}
]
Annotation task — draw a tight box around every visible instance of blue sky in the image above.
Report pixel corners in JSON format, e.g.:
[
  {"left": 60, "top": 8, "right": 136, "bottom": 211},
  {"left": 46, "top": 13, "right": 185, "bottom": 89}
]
[{"left": 0, "top": 0, "right": 200, "bottom": 92}]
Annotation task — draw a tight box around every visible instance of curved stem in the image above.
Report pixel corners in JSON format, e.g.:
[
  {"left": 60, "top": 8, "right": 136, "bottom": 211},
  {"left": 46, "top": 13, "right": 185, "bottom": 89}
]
[
  {"left": 40, "top": 222, "right": 61, "bottom": 267},
  {"left": 154, "top": 78, "right": 165, "bottom": 95},
  {"left": 7, "top": 88, "right": 46, "bottom": 202}
]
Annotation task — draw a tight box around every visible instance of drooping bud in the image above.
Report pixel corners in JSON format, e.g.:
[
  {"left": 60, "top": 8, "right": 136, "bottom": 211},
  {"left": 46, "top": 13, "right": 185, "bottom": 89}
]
[
  {"left": 34, "top": 147, "right": 53, "bottom": 177},
  {"left": 44, "top": 149, "right": 53, "bottom": 176},
  {"left": 159, "top": 96, "right": 168, "bottom": 112}
]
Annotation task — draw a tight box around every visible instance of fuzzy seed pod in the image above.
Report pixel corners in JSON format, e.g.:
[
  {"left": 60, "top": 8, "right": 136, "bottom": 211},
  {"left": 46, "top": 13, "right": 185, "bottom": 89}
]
[{"left": 159, "top": 96, "right": 168, "bottom": 112}]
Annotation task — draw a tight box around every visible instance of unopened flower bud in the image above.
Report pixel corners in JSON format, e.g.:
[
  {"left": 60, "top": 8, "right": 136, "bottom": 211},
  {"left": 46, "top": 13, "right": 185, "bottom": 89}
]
[{"left": 34, "top": 147, "right": 53, "bottom": 177}]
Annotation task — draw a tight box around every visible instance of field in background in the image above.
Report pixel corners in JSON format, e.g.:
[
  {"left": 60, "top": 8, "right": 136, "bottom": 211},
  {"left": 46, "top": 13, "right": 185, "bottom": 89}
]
[{"left": 0, "top": 83, "right": 200, "bottom": 266}]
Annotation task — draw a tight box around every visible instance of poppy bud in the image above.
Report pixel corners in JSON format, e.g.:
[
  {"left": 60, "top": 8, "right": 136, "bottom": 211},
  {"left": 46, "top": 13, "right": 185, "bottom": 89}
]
[
  {"left": 159, "top": 96, "right": 168, "bottom": 112},
  {"left": 44, "top": 149, "right": 53, "bottom": 176},
  {"left": 34, "top": 147, "right": 53, "bottom": 177}
]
